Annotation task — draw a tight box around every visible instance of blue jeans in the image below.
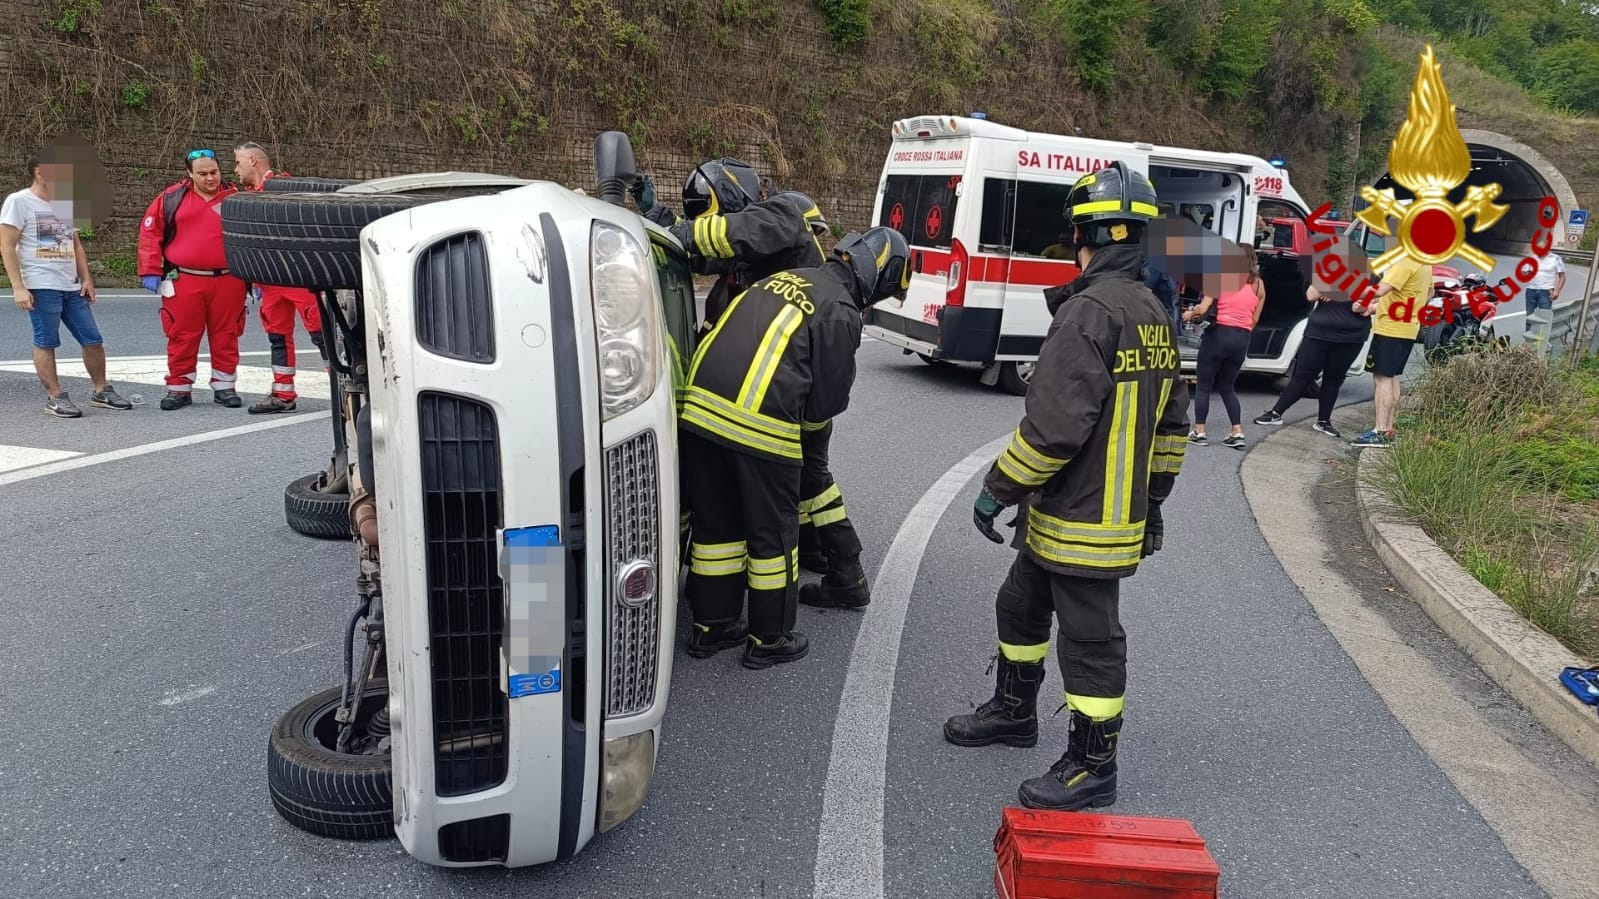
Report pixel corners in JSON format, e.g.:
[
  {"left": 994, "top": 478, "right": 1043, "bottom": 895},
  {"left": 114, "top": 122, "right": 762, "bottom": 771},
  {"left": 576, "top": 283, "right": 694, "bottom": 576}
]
[
  {"left": 1524, "top": 288, "right": 1552, "bottom": 330},
  {"left": 28, "top": 288, "right": 104, "bottom": 350}
]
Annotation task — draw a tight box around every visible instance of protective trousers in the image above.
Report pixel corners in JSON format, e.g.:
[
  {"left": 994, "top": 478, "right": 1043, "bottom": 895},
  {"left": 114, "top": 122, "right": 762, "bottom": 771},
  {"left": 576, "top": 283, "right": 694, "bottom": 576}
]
[
  {"left": 159, "top": 272, "right": 248, "bottom": 393},
  {"left": 797, "top": 422, "right": 862, "bottom": 566},
  {"left": 260, "top": 286, "right": 325, "bottom": 401},
  {"left": 995, "top": 552, "right": 1127, "bottom": 722},
  {"left": 681, "top": 431, "right": 801, "bottom": 639}
]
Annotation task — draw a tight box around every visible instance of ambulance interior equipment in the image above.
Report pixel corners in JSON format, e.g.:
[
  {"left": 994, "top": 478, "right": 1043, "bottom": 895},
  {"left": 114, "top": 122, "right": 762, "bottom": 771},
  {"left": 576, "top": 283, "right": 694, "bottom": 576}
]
[
  {"left": 219, "top": 132, "right": 690, "bottom": 869},
  {"left": 863, "top": 115, "right": 1339, "bottom": 394}
]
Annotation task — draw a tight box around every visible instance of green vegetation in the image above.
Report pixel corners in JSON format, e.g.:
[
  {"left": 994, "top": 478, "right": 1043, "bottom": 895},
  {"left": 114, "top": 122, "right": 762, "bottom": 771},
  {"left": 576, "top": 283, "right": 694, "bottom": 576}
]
[{"left": 1365, "top": 348, "right": 1599, "bottom": 659}]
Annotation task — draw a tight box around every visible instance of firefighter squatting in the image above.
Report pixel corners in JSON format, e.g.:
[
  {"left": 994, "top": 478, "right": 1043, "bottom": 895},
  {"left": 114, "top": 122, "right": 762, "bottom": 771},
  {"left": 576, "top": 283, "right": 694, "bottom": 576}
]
[{"left": 1305, "top": 195, "right": 1564, "bottom": 325}]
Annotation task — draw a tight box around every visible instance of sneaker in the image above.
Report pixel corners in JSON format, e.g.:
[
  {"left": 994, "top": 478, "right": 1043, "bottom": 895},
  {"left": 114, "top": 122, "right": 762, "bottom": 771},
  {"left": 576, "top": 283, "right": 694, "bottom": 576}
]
[
  {"left": 45, "top": 391, "right": 82, "bottom": 418},
  {"left": 1350, "top": 428, "right": 1393, "bottom": 448},
  {"left": 90, "top": 383, "right": 132, "bottom": 410},
  {"left": 159, "top": 391, "right": 192, "bottom": 411},
  {"left": 213, "top": 388, "right": 242, "bottom": 408},
  {"left": 1187, "top": 430, "right": 1209, "bottom": 446},
  {"left": 248, "top": 395, "right": 298, "bottom": 415},
  {"left": 1253, "top": 410, "right": 1284, "bottom": 426},
  {"left": 1313, "top": 420, "right": 1342, "bottom": 439},
  {"left": 1222, "top": 434, "right": 1246, "bottom": 450}
]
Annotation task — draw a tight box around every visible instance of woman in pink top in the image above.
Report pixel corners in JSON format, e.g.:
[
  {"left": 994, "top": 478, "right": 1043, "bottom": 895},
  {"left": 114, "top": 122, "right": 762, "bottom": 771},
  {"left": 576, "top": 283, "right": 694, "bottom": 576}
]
[{"left": 1181, "top": 245, "right": 1265, "bottom": 449}]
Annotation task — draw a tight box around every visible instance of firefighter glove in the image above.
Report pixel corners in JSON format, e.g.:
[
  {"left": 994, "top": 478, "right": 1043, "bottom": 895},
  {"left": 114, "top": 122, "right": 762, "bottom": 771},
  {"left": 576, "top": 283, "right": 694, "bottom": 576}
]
[
  {"left": 1143, "top": 500, "right": 1165, "bottom": 557},
  {"left": 630, "top": 174, "right": 656, "bottom": 212},
  {"left": 141, "top": 275, "right": 162, "bottom": 293},
  {"left": 973, "top": 489, "right": 1006, "bottom": 544}
]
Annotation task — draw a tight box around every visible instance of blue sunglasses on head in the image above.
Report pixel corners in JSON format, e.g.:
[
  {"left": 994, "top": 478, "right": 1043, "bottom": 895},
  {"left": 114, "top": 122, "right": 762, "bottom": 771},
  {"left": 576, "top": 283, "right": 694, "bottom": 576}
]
[{"left": 186, "top": 148, "right": 216, "bottom": 161}]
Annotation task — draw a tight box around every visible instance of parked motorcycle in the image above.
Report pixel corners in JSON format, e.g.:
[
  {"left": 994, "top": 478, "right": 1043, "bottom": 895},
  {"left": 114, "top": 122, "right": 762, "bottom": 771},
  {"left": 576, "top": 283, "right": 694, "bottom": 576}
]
[{"left": 1420, "top": 273, "right": 1498, "bottom": 364}]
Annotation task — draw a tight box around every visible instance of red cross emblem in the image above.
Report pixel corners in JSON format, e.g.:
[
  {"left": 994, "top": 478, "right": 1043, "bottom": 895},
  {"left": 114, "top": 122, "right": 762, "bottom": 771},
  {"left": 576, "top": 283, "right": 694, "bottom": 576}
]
[
  {"left": 889, "top": 203, "right": 905, "bottom": 231},
  {"left": 925, "top": 205, "right": 943, "bottom": 239}
]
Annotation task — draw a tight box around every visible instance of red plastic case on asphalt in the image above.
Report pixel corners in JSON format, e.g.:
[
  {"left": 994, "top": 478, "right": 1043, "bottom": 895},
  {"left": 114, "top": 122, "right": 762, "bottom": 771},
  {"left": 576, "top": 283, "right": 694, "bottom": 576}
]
[{"left": 993, "top": 806, "right": 1222, "bottom": 898}]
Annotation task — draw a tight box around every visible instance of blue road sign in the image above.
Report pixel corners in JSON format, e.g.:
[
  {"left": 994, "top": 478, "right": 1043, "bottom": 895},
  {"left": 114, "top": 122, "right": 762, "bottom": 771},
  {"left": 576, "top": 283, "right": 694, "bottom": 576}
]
[{"left": 1569, "top": 209, "right": 1588, "bottom": 227}]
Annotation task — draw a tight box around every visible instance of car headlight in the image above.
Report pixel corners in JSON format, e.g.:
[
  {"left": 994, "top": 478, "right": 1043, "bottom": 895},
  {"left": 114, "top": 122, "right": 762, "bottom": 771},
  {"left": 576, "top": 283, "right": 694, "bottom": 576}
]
[{"left": 590, "top": 220, "right": 660, "bottom": 420}]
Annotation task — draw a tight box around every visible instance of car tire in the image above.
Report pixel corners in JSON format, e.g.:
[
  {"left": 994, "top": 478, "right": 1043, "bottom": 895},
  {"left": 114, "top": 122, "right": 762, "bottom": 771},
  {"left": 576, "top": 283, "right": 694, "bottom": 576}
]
[
  {"left": 220, "top": 191, "right": 420, "bottom": 291},
  {"left": 998, "top": 361, "right": 1032, "bottom": 396},
  {"left": 261, "top": 177, "right": 359, "bottom": 193},
  {"left": 267, "top": 682, "right": 393, "bottom": 841},
  {"left": 285, "top": 472, "right": 350, "bottom": 540}
]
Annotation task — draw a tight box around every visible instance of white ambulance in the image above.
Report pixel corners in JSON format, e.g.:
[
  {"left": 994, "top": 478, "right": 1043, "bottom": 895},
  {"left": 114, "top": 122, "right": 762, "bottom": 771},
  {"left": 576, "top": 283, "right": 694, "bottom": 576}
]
[{"left": 862, "top": 114, "right": 1333, "bottom": 395}]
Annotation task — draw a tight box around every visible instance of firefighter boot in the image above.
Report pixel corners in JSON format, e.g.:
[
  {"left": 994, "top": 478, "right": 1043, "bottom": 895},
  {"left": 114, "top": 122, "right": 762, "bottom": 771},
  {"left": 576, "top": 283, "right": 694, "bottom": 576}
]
[
  {"left": 798, "top": 521, "right": 827, "bottom": 574},
  {"left": 797, "top": 554, "right": 870, "bottom": 610},
  {"left": 942, "top": 656, "right": 1045, "bottom": 748},
  {"left": 742, "top": 631, "right": 810, "bottom": 670},
  {"left": 685, "top": 620, "right": 748, "bottom": 659},
  {"left": 1017, "top": 711, "right": 1122, "bottom": 811}
]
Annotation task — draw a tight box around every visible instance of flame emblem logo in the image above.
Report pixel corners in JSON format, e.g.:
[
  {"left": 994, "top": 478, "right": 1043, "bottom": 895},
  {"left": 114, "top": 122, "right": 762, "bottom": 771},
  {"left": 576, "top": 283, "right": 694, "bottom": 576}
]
[{"left": 1355, "top": 45, "right": 1510, "bottom": 274}]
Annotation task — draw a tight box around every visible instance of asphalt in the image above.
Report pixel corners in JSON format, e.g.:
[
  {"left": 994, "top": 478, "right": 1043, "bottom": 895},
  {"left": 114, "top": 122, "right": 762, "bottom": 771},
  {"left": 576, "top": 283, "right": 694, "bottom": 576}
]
[{"left": 0, "top": 291, "right": 1566, "bottom": 898}]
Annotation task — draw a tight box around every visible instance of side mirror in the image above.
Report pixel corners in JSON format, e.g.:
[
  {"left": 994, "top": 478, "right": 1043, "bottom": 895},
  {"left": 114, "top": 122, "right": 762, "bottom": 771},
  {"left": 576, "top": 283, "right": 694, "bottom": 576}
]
[{"left": 594, "top": 131, "right": 639, "bottom": 208}]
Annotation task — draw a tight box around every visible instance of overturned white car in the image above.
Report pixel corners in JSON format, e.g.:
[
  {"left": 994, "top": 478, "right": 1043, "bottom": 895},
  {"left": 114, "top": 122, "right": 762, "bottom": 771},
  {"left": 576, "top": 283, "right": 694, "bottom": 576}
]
[{"left": 220, "top": 134, "right": 693, "bottom": 867}]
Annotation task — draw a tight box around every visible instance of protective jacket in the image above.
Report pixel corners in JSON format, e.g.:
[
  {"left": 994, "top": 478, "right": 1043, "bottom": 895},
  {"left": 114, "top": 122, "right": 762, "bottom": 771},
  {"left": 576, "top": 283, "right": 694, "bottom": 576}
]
[
  {"left": 673, "top": 193, "right": 826, "bottom": 325},
  {"left": 681, "top": 261, "right": 863, "bottom": 467},
  {"left": 984, "top": 243, "right": 1190, "bottom": 579}
]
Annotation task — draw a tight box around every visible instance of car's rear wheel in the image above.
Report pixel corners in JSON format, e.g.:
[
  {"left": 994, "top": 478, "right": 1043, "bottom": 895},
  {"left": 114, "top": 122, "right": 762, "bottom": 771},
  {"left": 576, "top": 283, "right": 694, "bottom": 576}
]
[
  {"left": 285, "top": 472, "right": 350, "bottom": 540},
  {"left": 267, "top": 682, "right": 393, "bottom": 841},
  {"left": 220, "top": 191, "right": 420, "bottom": 291},
  {"left": 998, "top": 361, "right": 1033, "bottom": 396}
]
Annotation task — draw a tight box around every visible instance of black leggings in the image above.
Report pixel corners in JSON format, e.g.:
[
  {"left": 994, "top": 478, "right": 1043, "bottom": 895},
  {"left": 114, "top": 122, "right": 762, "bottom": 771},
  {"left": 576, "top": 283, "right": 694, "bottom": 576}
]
[
  {"left": 1194, "top": 325, "right": 1250, "bottom": 428},
  {"left": 1271, "top": 337, "right": 1366, "bottom": 422}
]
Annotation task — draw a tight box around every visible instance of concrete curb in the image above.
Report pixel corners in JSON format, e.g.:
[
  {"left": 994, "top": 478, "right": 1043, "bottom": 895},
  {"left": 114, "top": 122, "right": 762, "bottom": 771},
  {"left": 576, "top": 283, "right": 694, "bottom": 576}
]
[{"left": 1353, "top": 449, "right": 1599, "bottom": 769}]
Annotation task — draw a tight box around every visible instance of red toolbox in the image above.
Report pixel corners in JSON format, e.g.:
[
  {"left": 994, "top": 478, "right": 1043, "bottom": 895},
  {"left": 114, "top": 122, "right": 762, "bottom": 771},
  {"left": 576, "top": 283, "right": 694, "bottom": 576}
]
[{"left": 993, "top": 806, "right": 1222, "bottom": 898}]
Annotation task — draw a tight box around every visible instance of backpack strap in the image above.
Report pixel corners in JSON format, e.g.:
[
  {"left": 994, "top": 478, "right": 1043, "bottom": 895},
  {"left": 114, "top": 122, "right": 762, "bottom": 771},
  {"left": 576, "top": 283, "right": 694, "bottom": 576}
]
[{"left": 159, "top": 181, "right": 190, "bottom": 275}]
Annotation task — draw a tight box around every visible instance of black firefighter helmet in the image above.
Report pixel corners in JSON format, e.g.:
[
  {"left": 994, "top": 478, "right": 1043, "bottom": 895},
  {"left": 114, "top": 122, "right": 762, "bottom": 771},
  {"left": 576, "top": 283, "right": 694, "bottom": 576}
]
[
  {"left": 778, "top": 190, "right": 832, "bottom": 236},
  {"left": 683, "top": 157, "right": 761, "bottom": 218},
  {"left": 1063, "top": 161, "right": 1160, "bottom": 250},
  {"left": 831, "top": 226, "right": 910, "bottom": 307}
]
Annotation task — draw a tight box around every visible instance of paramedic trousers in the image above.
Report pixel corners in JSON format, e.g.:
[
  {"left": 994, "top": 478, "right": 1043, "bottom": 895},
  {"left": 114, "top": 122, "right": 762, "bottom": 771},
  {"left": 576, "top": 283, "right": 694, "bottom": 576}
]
[
  {"left": 260, "top": 285, "right": 325, "bottom": 401},
  {"left": 995, "top": 551, "right": 1127, "bottom": 721},
  {"left": 682, "top": 431, "right": 801, "bottom": 639},
  {"left": 798, "top": 422, "right": 863, "bottom": 567},
  {"left": 159, "top": 271, "right": 248, "bottom": 393}
]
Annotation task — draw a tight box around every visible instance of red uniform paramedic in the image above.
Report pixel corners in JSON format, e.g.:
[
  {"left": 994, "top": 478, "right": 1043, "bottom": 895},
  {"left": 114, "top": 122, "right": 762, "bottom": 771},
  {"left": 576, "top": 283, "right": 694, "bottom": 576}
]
[
  {"left": 233, "top": 140, "right": 324, "bottom": 414},
  {"left": 136, "top": 149, "right": 248, "bottom": 411}
]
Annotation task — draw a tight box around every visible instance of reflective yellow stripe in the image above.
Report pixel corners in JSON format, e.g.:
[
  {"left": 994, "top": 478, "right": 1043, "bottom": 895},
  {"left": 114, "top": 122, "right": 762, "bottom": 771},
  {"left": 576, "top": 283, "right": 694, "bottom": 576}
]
[
  {"left": 798, "top": 510, "right": 812, "bottom": 525},
  {"left": 692, "top": 541, "right": 746, "bottom": 559},
  {"left": 810, "top": 504, "right": 848, "bottom": 527},
  {"left": 738, "top": 304, "right": 805, "bottom": 411},
  {"left": 1152, "top": 418, "right": 1186, "bottom": 474},
  {"left": 747, "top": 554, "right": 789, "bottom": 590},
  {"left": 715, "top": 216, "right": 734, "bottom": 257},
  {"left": 1008, "top": 427, "right": 1068, "bottom": 471},
  {"left": 1065, "top": 693, "right": 1125, "bottom": 721},
  {"left": 688, "top": 289, "right": 750, "bottom": 382},
  {"left": 1101, "top": 381, "right": 1138, "bottom": 525},
  {"left": 1146, "top": 379, "right": 1172, "bottom": 474},
  {"left": 800, "top": 483, "right": 842, "bottom": 514},
  {"left": 689, "top": 540, "right": 747, "bottom": 577},
  {"left": 1130, "top": 201, "right": 1159, "bottom": 217},
  {"left": 681, "top": 400, "right": 803, "bottom": 461},
  {"left": 1026, "top": 507, "right": 1144, "bottom": 569},
  {"left": 996, "top": 427, "right": 1067, "bottom": 487},
  {"left": 686, "top": 386, "right": 800, "bottom": 442},
  {"left": 692, "top": 557, "right": 746, "bottom": 577},
  {"left": 1000, "top": 642, "right": 1049, "bottom": 663},
  {"left": 801, "top": 419, "right": 830, "bottom": 431}
]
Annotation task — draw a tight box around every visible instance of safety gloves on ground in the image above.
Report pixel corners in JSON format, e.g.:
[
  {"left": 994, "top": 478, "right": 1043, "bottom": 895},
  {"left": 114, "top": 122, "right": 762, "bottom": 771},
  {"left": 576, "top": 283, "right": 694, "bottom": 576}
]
[
  {"left": 1143, "top": 500, "right": 1165, "bottom": 557},
  {"left": 630, "top": 174, "right": 656, "bottom": 213},
  {"left": 141, "top": 275, "right": 162, "bottom": 293},
  {"left": 974, "top": 488, "right": 1008, "bottom": 544}
]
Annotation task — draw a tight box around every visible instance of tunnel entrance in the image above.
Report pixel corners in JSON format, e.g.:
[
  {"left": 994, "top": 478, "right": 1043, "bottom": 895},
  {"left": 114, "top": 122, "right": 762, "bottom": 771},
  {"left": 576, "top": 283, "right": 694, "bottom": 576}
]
[{"left": 1361, "top": 129, "right": 1579, "bottom": 258}]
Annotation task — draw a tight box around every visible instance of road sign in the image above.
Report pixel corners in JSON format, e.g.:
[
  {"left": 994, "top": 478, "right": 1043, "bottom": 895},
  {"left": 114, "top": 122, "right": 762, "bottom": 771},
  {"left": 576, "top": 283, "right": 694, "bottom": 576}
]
[
  {"left": 1569, "top": 209, "right": 1588, "bottom": 227},
  {"left": 1570, "top": 232, "right": 1581, "bottom": 246}
]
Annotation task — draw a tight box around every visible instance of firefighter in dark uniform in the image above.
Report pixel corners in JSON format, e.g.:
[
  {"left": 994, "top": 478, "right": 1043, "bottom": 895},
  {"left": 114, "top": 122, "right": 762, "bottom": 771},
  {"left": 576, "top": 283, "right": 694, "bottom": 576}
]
[
  {"left": 679, "top": 227, "right": 911, "bottom": 669},
  {"left": 942, "top": 162, "right": 1190, "bottom": 811}
]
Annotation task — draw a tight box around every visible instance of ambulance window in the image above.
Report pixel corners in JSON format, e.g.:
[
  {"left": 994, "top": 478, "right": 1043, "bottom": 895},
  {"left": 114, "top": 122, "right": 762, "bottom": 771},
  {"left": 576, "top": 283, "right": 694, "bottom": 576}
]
[
  {"left": 1012, "top": 179, "right": 1074, "bottom": 258},
  {"left": 979, "top": 178, "right": 1016, "bottom": 251},
  {"left": 877, "top": 174, "right": 960, "bottom": 250}
]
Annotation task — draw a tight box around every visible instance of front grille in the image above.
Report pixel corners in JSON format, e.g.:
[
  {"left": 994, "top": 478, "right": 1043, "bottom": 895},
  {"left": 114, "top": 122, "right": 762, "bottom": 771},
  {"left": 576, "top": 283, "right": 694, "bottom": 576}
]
[
  {"left": 415, "top": 231, "right": 495, "bottom": 364},
  {"left": 418, "top": 391, "right": 509, "bottom": 796},
  {"left": 438, "top": 814, "right": 510, "bottom": 864},
  {"left": 604, "top": 430, "right": 661, "bottom": 719}
]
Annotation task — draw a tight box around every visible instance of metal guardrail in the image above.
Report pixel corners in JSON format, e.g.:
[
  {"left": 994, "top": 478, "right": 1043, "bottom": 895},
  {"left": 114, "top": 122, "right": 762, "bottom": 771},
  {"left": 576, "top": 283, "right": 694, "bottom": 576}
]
[{"left": 1552, "top": 247, "right": 1594, "bottom": 266}]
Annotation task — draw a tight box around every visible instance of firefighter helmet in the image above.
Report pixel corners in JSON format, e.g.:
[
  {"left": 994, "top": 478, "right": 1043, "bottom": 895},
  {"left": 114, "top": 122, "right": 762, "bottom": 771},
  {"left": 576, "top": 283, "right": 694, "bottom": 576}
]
[
  {"left": 1063, "top": 161, "right": 1160, "bottom": 249},
  {"left": 779, "top": 191, "right": 831, "bottom": 236},
  {"left": 831, "top": 226, "right": 911, "bottom": 306},
  {"left": 683, "top": 157, "right": 761, "bottom": 218}
]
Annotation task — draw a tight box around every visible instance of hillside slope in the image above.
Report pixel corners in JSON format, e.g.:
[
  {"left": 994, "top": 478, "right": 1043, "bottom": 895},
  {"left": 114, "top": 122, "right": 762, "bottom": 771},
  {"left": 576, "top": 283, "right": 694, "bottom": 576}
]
[{"left": 0, "top": 0, "right": 1591, "bottom": 284}]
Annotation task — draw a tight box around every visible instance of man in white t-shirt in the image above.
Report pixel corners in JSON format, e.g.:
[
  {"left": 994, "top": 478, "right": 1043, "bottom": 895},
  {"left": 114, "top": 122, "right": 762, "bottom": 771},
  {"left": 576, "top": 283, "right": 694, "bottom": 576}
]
[
  {"left": 0, "top": 151, "right": 130, "bottom": 417},
  {"left": 1525, "top": 241, "right": 1566, "bottom": 331}
]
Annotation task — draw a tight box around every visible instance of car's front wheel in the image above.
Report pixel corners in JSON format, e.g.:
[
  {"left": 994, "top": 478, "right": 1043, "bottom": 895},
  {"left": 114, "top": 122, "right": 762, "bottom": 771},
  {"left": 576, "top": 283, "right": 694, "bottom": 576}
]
[
  {"left": 285, "top": 472, "right": 351, "bottom": 540},
  {"left": 267, "top": 682, "right": 393, "bottom": 840}
]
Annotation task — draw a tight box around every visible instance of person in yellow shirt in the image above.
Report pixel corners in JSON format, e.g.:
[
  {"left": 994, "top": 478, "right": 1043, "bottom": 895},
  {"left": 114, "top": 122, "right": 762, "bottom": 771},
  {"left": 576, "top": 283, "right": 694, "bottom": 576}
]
[{"left": 1350, "top": 255, "right": 1429, "bottom": 447}]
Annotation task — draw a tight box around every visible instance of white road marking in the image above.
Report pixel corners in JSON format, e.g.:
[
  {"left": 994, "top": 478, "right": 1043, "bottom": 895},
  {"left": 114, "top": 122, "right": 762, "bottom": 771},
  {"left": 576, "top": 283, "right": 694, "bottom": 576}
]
[
  {"left": 0, "top": 356, "right": 331, "bottom": 400},
  {"left": 812, "top": 433, "right": 1008, "bottom": 899},
  {"left": 0, "top": 351, "right": 273, "bottom": 366},
  {"left": 0, "top": 444, "right": 84, "bottom": 474},
  {"left": 0, "top": 414, "right": 322, "bottom": 487},
  {"left": 158, "top": 685, "right": 218, "bottom": 706},
  {"left": 280, "top": 641, "right": 323, "bottom": 656}
]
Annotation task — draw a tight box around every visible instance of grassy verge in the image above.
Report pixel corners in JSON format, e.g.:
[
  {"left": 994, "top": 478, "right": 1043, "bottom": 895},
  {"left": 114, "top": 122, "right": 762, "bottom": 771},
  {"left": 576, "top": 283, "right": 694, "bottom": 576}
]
[{"left": 1363, "top": 347, "right": 1599, "bottom": 660}]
